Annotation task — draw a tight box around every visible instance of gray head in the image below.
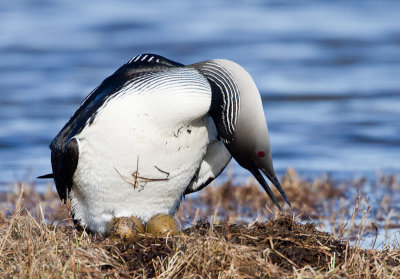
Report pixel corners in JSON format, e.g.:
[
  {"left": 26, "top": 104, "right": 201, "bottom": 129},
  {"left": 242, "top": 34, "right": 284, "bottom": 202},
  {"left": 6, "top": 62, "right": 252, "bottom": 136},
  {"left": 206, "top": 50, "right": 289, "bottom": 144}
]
[{"left": 192, "top": 59, "right": 290, "bottom": 209}]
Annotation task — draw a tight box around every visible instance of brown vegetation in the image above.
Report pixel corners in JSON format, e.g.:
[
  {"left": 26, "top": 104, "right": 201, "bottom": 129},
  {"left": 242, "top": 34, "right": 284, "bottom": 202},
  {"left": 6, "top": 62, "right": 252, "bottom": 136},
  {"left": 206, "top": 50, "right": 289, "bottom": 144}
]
[{"left": 0, "top": 169, "right": 399, "bottom": 278}]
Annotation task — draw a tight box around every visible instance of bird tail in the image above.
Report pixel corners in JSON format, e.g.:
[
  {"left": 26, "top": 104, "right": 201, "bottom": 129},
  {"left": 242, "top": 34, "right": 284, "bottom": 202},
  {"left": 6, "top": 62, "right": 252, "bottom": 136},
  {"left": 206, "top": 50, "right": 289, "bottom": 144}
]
[{"left": 37, "top": 173, "right": 54, "bottom": 179}]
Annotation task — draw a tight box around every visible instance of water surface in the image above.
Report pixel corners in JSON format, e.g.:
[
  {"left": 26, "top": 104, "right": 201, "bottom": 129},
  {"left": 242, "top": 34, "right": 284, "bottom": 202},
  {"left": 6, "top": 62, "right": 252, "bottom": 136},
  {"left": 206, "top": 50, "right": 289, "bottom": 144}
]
[{"left": 2, "top": 1, "right": 399, "bottom": 183}]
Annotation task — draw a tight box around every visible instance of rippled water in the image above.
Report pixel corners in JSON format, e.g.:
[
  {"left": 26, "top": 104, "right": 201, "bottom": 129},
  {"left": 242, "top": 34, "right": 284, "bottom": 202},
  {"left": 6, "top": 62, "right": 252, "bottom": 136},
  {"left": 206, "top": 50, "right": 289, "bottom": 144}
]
[{"left": 1, "top": 0, "right": 399, "bottom": 184}]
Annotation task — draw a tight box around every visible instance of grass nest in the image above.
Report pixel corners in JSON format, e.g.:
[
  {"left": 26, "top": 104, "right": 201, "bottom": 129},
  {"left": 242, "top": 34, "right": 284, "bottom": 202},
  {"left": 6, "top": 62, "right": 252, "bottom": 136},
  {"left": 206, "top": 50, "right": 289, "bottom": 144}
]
[
  {"left": 106, "top": 215, "right": 347, "bottom": 277},
  {"left": 1, "top": 211, "right": 399, "bottom": 278}
]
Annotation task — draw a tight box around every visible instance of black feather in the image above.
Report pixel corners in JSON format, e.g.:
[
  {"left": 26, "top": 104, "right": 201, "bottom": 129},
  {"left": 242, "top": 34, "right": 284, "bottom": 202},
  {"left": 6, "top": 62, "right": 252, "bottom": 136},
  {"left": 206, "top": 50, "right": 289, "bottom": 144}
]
[
  {"left": 37, "top": 173, "right": 54, "bottom": 179},
  {"left": 51, "top": 138, "right": 79, "bottom": 201}
]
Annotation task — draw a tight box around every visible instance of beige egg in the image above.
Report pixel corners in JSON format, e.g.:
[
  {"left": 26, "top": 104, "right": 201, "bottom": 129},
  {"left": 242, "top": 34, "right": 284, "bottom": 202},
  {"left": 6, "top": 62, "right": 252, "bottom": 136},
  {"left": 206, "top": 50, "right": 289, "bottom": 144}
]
[
  {"left": 106, "top": 216, "right": 145, "bottom": 239},
  {"left": 145, "top": 214, "right": 182, "bottom": 237}
]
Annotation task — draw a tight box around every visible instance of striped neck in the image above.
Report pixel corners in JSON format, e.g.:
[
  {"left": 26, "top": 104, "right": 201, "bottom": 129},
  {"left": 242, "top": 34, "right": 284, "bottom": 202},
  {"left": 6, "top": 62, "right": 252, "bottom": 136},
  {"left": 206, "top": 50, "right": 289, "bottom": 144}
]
[{"left": 192, "top": 61, "right": 240, "bottom": 143}]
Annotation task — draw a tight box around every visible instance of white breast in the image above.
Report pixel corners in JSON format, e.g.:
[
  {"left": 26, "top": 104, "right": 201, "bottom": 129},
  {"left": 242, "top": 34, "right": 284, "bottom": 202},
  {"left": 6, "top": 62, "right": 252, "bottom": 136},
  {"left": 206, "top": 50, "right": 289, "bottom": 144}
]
[{"left": 69, "top": 69, "right": 215, "bottom": 233}]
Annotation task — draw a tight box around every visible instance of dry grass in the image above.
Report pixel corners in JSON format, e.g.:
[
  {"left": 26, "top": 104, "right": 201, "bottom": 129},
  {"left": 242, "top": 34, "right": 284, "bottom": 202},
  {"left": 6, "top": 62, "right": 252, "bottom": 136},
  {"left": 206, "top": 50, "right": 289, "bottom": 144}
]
[{"left": 1, "top": 169, "right": 399, "bottom": 278}]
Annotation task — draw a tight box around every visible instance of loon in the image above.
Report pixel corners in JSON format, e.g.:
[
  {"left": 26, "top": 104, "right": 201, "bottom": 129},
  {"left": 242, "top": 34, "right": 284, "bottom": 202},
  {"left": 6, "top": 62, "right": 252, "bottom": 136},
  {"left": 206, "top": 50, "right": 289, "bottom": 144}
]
[{"left": 39, "top": 54, "right": 290, "bottom": 234}]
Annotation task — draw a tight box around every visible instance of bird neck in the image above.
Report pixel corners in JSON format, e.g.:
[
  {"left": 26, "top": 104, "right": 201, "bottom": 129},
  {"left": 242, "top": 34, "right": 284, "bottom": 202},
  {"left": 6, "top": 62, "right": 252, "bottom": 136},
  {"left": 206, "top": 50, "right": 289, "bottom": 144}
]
[{"left": 191, "top": 61, "right": 240, "bottom": 144}]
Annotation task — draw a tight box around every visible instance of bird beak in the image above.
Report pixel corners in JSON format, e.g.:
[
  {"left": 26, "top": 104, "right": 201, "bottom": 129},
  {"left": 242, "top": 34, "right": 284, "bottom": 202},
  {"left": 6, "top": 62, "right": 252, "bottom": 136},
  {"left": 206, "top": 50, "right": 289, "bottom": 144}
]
[{"left": 249, "top": 167, "right": 291, "bottom": 210}]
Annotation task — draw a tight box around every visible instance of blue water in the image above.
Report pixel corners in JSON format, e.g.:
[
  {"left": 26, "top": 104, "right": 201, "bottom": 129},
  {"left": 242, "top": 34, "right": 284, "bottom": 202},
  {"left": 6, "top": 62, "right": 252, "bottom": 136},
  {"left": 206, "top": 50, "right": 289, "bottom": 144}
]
[{"left": 1, "top": 0, "right": 400, "bottom": 183}]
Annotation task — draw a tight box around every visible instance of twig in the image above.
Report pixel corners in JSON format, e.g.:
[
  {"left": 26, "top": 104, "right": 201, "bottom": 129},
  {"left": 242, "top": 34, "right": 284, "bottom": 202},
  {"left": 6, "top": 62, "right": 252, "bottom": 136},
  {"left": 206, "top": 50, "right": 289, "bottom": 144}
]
[
  {"left": 114, "top": 156, "right": 169, "bottom": 189},
  {"left": 191, "top": 208, "right": 200, "bottom": 226},
  {"left": 154, "top": 165, "right": 170, "bottom": 178},
  {"left": 271, "top": 248, "right": 300, "bottom": 268}
]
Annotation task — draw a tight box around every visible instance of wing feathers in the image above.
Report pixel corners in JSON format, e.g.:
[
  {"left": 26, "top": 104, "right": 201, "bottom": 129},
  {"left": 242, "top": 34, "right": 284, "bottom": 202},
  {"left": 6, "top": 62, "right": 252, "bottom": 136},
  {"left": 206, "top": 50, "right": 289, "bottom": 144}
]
[
  {"left": 51, "top": 138, "right": 79, "bottom": 201},
  {"left": 185, "top": 140, "right": 231, "bottom": 194}
]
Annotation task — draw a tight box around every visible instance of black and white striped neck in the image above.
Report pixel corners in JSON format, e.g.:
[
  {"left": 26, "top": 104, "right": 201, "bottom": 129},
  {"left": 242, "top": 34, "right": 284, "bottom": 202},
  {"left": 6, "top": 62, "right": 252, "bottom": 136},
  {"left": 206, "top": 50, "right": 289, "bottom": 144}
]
[{"left": 191, "top": 61, "right": 240, "bottom": 144}]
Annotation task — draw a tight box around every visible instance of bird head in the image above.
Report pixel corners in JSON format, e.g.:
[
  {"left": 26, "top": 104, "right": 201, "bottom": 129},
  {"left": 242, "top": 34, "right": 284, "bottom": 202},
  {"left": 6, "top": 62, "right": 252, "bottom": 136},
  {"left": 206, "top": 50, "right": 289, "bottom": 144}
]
[{"left": 193, "top": 59, "right": 291, "bottom": 209}]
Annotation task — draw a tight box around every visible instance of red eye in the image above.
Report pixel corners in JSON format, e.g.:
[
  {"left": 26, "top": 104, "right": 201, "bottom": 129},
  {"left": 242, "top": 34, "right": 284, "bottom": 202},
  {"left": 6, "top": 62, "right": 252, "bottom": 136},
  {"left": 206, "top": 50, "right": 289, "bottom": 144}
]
[{"left": 257, "top": 151, "right": 265, "bottom": 158}]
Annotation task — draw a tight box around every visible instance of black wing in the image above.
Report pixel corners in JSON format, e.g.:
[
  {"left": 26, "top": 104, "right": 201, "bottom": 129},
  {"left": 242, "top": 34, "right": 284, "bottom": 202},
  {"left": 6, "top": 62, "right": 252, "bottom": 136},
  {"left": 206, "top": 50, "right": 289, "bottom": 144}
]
[
  {"left": 51, "top": 138, "right": 79, "bottom": 201},
  {"left": 49, "top": 54, "right": 184, "bottom": 201}
]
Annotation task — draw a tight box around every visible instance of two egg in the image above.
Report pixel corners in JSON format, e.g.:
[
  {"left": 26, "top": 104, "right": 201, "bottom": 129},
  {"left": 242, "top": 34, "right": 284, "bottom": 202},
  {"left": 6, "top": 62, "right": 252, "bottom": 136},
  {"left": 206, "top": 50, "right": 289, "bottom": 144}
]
[{"left": 106, "top": 213, "right": 181, "bottom": 239}]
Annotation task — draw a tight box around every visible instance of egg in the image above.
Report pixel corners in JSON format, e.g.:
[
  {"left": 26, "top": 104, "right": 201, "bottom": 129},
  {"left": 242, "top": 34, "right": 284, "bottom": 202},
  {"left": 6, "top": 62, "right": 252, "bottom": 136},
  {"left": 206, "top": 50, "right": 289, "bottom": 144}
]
[
  {"left": 145, "top": 214, "right": 181, "bottom": 237},
  {"left": 106, "top": 216, "right": 145, "bottom": 239}
]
